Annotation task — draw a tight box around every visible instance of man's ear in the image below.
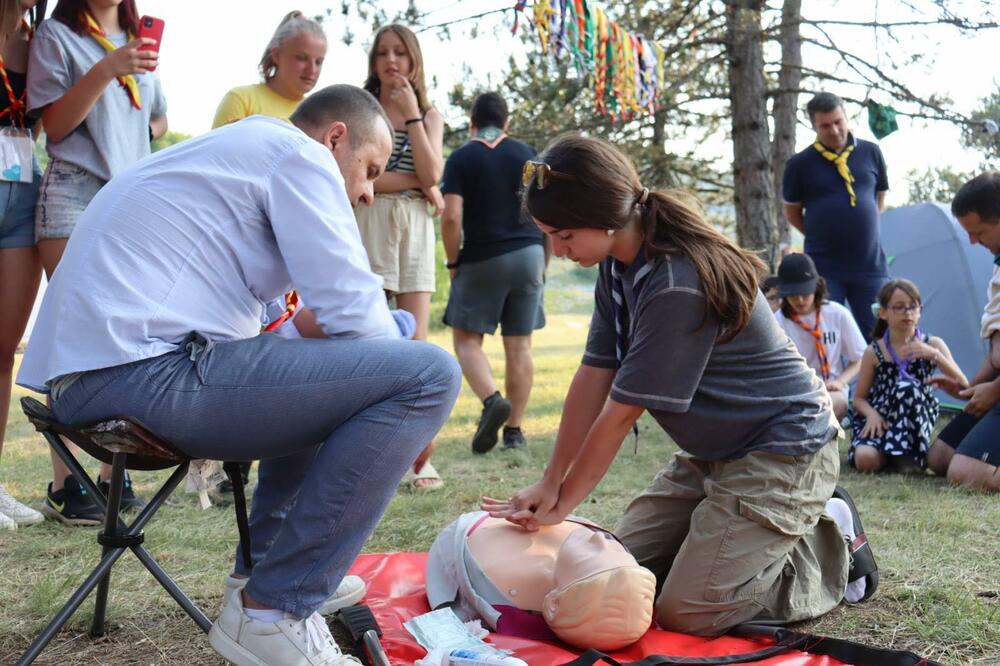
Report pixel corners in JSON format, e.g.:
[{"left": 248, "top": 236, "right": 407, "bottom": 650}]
[{"left": 324, "top": 121, "right": 348, "bottom": 152}]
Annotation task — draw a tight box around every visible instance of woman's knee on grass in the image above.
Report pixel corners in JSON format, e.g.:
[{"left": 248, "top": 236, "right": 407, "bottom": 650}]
[
  {"left": 946, "top": 454, "right": 1000, "bottom": 492},
  {"left": 926, "top": 440, "right": 955, "bottom": 476},
  {"left": 853, "top": 445, "right": 886, "bottom": 472}
]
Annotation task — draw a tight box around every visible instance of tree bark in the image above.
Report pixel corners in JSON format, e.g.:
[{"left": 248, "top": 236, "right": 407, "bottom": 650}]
[
  {"left": 771, "top": 0, "right": 802, "bottom": 251},
  {"left": 725, "top": 0, "right": 776, "bottom": 263}
]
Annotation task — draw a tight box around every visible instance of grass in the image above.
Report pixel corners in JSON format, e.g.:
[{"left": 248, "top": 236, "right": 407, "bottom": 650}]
[{"left": 1, "top": 261, "right": 998, "bottom": 665}]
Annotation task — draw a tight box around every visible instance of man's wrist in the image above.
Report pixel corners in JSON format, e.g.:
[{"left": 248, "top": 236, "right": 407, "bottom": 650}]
[{"left": 444, "top": 258, "right": 459, "bottom": 269}]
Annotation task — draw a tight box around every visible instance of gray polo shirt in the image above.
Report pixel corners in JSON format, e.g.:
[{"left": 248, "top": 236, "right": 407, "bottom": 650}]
[
  {"left": 583, "top": 252, "right": 836, "bottom": 460},
  {"left": 27, "top": 19, "right": 168, "bottom": 182}
]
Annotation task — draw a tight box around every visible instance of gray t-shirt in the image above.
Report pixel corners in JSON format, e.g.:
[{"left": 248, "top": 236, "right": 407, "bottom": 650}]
[
  {"left": 27, "top": 19, "right": 167, "bottom": 182},
  {"left": 583, "top": 252, "right": 837, "bottom": 460}
]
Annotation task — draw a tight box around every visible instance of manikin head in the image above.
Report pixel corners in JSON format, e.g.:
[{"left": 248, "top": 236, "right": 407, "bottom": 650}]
[{"left": 542, "top": 528, "right": 656, "bottom": 651}]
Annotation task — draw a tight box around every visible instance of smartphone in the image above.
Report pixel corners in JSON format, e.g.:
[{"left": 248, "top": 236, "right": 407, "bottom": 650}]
[{"left": 137, "top": 15, "right": 165, "bottom": 71}]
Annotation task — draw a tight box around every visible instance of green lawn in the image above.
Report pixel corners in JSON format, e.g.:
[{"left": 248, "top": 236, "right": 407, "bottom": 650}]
[{"left": 1, "top": 272, "right": 998, "bottom": 664}]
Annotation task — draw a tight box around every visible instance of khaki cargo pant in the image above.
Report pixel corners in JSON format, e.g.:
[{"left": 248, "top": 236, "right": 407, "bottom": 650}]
[{"left": 615, "top": 440, "right": 848, "bottom": 636}]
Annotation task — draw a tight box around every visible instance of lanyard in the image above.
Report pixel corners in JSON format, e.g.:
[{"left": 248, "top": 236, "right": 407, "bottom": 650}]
[{"left": 883, "top": 328, "right": 922, "bottom": 383}]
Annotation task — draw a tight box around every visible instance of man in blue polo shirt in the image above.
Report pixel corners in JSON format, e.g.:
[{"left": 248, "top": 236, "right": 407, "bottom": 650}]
[{"left": 783, "top": 92, "right": 889, "bottom": 338}]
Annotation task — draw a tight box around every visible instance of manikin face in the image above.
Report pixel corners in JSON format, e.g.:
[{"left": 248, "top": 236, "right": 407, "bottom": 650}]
[
  {"left": 957, "top": 211, "right": 1000, "bottom": 255},
  {"left": 327, "top": 121, "right": 392, "bottom": 209},
  {"left": 271, "top": 30, "right": 327, "bottom": 98},
  {"left": 812, "top": 106, "right": 849, "bottom": 151},
  {"left": 786, "top": 292, "right": 817, "bottom": 316},
  {"left": 535, "top": 219, "right": 615, "bottom": 268},
  {"left": 374, "top": 30, "right": 413, "bottom": 84}
]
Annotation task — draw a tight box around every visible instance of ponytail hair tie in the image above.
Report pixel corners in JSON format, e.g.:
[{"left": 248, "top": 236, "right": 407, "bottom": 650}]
[{"left": 636, "top": 187, "right": 650, "bottom": 207}]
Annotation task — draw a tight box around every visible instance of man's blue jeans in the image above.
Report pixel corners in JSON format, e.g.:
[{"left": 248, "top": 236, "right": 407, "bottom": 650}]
[
  {"left": 823, "top": 274, "right": 887, "bottom": 341},
  {"left": 51, "top": 332, "right": 462, "bottom": 618}
]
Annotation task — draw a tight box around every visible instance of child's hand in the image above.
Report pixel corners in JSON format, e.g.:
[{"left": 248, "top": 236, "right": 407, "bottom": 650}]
[
  {"left": 99, "top": 38, "right": 158, "bottom": 79},
  {"left": 900, "top": 339, "right": 940, "bottom": 363},
  {"left": 859, "top": 413, "right": 887, "bottom": 439},
  {"left": 927, "top": 374, "right": 967, "bottom": 398},
  {"left": 825, "top": 378, "right": 845, "bottom": 392}
]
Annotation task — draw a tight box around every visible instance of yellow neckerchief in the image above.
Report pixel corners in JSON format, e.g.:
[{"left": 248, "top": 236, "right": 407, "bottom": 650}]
[
  {"left": 813, "top": 137, "right": 856, "bottom": 206},
  {"left": 82, "top": 12, "right": 141, "bottom": 110}
]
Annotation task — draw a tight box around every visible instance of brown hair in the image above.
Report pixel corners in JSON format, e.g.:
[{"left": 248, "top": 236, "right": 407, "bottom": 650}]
[
  {"left": 872, "top": 278, "right": 922, "bottom": 339},
  {"left": 362, "top": 24, "right": 430, "bottom": 113},
  {"left": 779, "top": 277, "right": 828, "bottom": 319},
  {"left": 525, "top": 133, "right": 767, "bottom": 343},
  {"left": 52, "top": 0, "right": 138, "bottom": 36},
  {"left": 259, "top": 10, "right": 326, "bottom": 83}
]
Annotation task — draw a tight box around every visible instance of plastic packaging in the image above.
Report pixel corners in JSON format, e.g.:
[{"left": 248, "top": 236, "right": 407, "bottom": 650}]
[{"left": 441, "top": 649, "right": 529, "bottom": 666}]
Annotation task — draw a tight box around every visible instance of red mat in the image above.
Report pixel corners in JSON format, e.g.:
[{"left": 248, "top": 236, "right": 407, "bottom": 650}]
[{"left": 349, "top": 553, "right": 845, "bottom": 666}]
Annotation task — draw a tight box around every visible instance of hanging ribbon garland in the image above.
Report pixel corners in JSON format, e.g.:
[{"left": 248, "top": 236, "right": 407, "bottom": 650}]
[{"left": 512, "top": 0, "right": 673, "bottom": 121}]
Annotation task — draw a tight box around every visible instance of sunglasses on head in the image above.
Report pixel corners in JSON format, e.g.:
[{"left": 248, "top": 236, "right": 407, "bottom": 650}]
[{"left": 522, "top": 161, "right": 576, "bottom": 190}]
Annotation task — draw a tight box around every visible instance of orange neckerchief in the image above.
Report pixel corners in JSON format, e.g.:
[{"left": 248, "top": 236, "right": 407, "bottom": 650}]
[
  {"left": 82, "top": 11, "right": 141, "bottom": 110},
  {"left": 263, "top": 291, "right": 300, "bottom": 333},
  {"left": 0, "top": 19, "right": 32, "bottom": 127},
  {"left": 791, "top": 308, "right": 831, "bottom": 380}
]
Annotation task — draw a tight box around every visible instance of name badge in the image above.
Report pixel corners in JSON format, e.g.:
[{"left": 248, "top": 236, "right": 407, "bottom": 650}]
[{"left": 0, "top": 127, "right": 34, "bottom": 183}]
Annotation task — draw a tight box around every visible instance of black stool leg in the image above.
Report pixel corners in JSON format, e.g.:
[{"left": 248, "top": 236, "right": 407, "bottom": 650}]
[
  {"left": 223, "top": 462, "right": 253, "bottom": 572},
  {"left": 91, "top": 452, "right": 127, "bottom": 637}
]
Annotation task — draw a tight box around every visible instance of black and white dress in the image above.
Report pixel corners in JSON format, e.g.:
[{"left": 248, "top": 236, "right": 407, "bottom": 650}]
[{"left": 849, "top": 335, "right": 939, "bottom": 468}]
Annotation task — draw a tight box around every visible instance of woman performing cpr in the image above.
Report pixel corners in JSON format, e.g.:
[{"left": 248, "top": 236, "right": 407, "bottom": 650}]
[{"left": 484, "top": 134, "right": 877, "bottom": 636}]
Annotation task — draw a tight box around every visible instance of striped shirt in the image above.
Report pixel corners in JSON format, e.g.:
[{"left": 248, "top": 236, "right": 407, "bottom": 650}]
[{"left": 387, "top": 129, "right": 416, "bottom": 173}]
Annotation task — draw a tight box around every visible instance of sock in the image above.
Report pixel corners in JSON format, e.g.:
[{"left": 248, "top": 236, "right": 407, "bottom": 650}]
[
  {"left": 244, "top": 606, "right": 284, "bottom": 622},
  {"left": 826, "top": 497, "right": 867, "bottom": 603},
  {"left": 503, "top": 426, "right": 521, "bottom": 433}
]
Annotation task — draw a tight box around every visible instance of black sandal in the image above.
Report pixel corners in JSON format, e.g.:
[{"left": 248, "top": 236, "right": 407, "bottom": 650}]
[{"left": 832, "top": 486, "right": 879, "bottom": 602}]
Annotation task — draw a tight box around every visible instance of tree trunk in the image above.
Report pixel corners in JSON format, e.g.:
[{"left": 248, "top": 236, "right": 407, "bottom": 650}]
[
  {"left": 725, "top": 0, "right": 776, "bottom": 264},
  {"left": 770, "top": 0, "right": 802, "bottom": 252}
]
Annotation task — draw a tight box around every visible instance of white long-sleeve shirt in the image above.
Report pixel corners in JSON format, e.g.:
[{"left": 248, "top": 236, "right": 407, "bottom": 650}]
[{"left": 18, "top": 116, "right": 402, "bottom": 393}]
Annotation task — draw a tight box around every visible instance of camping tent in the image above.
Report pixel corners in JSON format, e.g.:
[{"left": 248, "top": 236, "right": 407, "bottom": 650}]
[{"left": 879, "top": 203, "right": 994, "bottom": 410}]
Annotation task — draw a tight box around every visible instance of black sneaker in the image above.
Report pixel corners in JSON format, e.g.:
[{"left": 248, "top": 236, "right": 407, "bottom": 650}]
[
  {"left": 502, "top": 426, "right": 526, "bottom": 450},
  {"left": 98, "top": 474, "right": 145, "bottom": 512},
  {"left": 471, "top": 392, "right": 512, "bottom": 454},
  {"left": 41, "top": 477, "right": 103, "bottom": 526}
]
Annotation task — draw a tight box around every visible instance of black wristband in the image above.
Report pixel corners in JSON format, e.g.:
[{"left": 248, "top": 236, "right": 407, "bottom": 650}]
[
  {"left": 404, "top": 117, "right": 423, "bottom": 126},
  {"left": 445, "top": 259, "right": 460, "bottom": 269}
]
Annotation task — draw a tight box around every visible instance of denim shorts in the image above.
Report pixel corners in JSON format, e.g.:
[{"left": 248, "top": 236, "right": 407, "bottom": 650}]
[
  {"left": 0, "top": 164, "right": 41, "bottom": 249},
  {"left": 35, "top": 158, "right": 106, "bottom": 241}
]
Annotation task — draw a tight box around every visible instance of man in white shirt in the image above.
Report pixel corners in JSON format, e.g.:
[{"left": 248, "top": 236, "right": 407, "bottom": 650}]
[{"left": 18, "top": 85, "right": 461, "bottom": 666}]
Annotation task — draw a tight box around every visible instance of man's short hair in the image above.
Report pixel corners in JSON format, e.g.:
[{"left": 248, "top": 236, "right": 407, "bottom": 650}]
[
  {"left": 806, "top": 92, "right": 844, "bottom": 124},
  {"left": 290, "top": 84, "right": 392, "bottom": 149},
  {"left": 952, "top": 172, "right": 1000, "bottom": 222},
  {"left": 470, "top": 92, "right": 508, "bottom": 129}
]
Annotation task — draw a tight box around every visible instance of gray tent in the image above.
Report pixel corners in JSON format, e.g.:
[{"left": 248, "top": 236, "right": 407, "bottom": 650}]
[{"left": 879, "top": 203, "right": 994, "bottom": 410}]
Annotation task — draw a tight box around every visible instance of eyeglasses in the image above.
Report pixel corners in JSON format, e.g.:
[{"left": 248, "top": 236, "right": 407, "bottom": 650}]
[
  {"left": 522, "top": 161, "right": 576, "bottom": 190},
  {"left": 888, "top": 304, "right": 921, "bottom": 315}
]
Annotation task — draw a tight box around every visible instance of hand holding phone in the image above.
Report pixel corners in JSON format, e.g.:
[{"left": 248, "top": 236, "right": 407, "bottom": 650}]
[{"left": 137, "top": 15, "right": 164, "bottom": 71}]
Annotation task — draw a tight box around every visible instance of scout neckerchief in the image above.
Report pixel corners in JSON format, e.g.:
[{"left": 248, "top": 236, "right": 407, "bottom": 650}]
[
  {"left": 610, "top": 252, "right": 652, "bottom": 451},
  {"left": 83, "top": 11, "right": 141, "bottom": 110},
  {"left": 813, "top": 135, "right": 855, "bottom": 206},
  {"left": 790, "top": 308, "right": 830, "bottom": 381},
  {"left": 263, "top": 290, "right": 300, "bottom": 333},
  {"left": 0, "top": 19, "right": 32, "bottom": 128},
  {"left": 883, "top": 328, "right": 924, "bottom": 384},
  {"left": 470, "top": 126, "right": 506, "bottom": 149}
]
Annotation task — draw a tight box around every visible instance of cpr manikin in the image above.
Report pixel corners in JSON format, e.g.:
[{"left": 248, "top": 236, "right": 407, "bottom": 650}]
[{"left": 426, "top": 512, "right": 656, "bottom": 651}]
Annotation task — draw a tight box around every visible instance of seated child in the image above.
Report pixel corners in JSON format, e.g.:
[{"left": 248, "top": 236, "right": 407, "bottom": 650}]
[
  {"left": 851, "top": 279, "right": 967, "bottom": 473},
  {"left": 773, "top": 254, "right": 866, "bottom": 420},
  {"left": 762, "top": 274, "right": 781, "bottom": 313}
]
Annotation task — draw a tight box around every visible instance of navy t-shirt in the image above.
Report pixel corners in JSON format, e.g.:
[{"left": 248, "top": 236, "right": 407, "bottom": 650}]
[
  {"left": 783, "top": 136, "right": 889, "bottom": 278},
  {"left": 440, "top": 135, "right": 544, "bottom": 264}
]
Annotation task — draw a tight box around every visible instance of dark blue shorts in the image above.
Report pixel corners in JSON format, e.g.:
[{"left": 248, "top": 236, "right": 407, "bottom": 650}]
[{"left": 937, "top": 405, "right": 1000, "bottom": 466}]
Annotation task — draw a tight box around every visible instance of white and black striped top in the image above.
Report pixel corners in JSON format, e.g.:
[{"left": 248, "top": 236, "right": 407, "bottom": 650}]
[{"left": 387, "top": 129, "right": 416, "bottom": 173}]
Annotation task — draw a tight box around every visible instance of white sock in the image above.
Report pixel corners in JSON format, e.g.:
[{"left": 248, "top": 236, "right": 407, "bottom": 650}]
[
  {"left": 826, "top": 497, "right": 867, "bottom": 603},
  {"left": 243, "top": 606, "right": 285, "bottom": 622}
]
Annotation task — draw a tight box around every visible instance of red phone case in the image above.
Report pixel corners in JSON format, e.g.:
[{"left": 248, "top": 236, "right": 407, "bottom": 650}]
[{"left": 137, "top": 15, "right": 164, "bottom": 71}]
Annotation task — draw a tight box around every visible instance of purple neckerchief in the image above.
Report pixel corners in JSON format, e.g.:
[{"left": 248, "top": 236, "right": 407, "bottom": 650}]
[
  {"left": 883, "top": 328, "right": 923, "bottom": 383},
  {"left": 494, "top": 605, "right": 558, "bottom": 640}
]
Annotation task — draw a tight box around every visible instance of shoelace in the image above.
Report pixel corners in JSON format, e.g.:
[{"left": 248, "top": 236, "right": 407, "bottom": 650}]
[{"left": 303, "top": 612, "right": 360, "bottom": 665}]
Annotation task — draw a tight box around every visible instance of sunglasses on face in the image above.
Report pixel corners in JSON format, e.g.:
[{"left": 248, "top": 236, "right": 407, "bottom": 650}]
[{"left": 522, "top": 161, "right": 576, "bottom": 190}]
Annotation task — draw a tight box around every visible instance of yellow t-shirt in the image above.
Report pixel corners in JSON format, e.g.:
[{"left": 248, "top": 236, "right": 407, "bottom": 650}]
[{"left": 211, "top": 83, "right": 301, "bottom": 129}]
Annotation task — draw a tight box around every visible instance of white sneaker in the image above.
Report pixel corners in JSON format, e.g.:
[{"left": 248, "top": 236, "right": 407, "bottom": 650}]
[
  {"left": 0, "top": 510, "right": 15, "bottom": 531},
  {"left": 0, "top": 484, "right": 43, "bottom": 527},
  {"left": 208, "top": 587, "right": 361, "bottom": 665},
  {"left": 225, "top": 574, "right": 366, "bottom": 616}
]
